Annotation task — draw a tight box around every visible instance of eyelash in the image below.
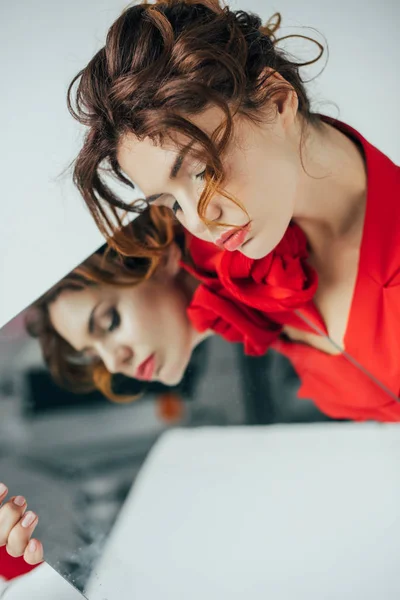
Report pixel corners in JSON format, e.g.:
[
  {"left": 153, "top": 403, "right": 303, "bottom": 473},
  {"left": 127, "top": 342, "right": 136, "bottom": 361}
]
[
  {"left": 172, "top": 200, "right": 181, "bottom": 215},
  {"left": 108, "top": 308, "right": 120, "bottom": 332},
  {"left": 172, "top": 169, "right": 206, "bottom": 215}
]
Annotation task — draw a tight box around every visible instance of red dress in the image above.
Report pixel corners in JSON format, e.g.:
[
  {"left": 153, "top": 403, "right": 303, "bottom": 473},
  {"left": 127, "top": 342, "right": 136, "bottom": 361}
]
[{"left": 182, "top": 117, "right": 400, "bottom": 422}]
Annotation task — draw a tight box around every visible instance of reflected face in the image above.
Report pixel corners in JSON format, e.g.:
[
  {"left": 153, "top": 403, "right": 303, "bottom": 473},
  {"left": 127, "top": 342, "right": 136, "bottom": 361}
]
[
  {"left": 49, "top": 255, "right": 201, "bottom": 386},
  {"left": 117, "top": 103, "right": 302, "bottom": 259}
]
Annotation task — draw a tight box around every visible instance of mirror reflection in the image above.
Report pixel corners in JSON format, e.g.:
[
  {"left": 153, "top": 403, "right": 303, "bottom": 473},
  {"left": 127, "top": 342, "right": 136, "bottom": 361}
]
[{"left": 0, "top": 212, "right": 397, "bottom": 597}]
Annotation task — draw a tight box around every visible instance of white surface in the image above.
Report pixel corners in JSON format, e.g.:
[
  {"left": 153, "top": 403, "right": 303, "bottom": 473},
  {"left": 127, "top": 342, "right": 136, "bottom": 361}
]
[
  {"left": 87, "top": 424, "right": 400, "bottom": 600},
  {"left": 0, "top": 563, "right": 83, "bottom": 600},
  {"left": 1, "top": 0, "right": 399, "bottom": 328}
]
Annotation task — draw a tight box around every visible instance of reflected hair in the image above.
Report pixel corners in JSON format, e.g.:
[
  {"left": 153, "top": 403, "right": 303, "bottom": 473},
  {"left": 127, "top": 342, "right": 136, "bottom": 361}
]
[
  {"left": 67, "top": 0, "right": 324, "bottom": 254},
  {"left": 25, "top": 207, "right": 179, "bottom": 403}
]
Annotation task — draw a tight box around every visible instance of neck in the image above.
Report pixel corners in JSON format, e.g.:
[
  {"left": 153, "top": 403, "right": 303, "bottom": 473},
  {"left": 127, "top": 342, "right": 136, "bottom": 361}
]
[
  {"left": 178, "top": 269, "right": 215, "bottom": 346},
  {"left": 178, "top": 268, "right": 200, "bottom": 302},
  {"left": 292, "top": 118, "right": 367, "bottom": 250}
]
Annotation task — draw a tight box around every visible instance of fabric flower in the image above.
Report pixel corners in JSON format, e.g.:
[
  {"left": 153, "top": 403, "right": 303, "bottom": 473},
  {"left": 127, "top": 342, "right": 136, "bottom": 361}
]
[
  {"left": 181, "top": 222, "right": 318, "bottom": 355},
  {"left": 187, "top": 281, "right": 280, "bottom": 356},
  {"left": 186, "top": 223, "right": 318, "bottom": 313},
  {"left": 218, "top": 223, "right": 317, "bottom": 312}
]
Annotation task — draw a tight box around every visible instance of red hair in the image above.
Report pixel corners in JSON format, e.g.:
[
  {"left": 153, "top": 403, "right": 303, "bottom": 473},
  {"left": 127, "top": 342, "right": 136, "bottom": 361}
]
[{"left": 25, "top": 207, "right": 181, "bottom": 403}]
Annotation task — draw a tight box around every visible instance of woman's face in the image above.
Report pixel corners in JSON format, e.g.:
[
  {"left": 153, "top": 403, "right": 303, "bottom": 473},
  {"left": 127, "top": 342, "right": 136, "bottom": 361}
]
[
  {"left": 117, "top": 92, "right": 303, "bottom": 260},
  {"left": 49, "top": 248, "right": 201, "bottom": 386}
]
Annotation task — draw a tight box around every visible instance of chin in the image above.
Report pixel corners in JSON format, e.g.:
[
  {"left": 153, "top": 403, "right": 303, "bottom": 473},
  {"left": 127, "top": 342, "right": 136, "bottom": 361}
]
[
  {"left": 239, "top": 245, "right": 266, "bottom": 260},
  {"left": 158, "top": 363, "right": 186, "bottom": 387},
  {"left": 240, "top": 238, "right": 274, "bottom": 260},
  {"left": 241, "top": 226, "right": 288, "bottom": 259}
]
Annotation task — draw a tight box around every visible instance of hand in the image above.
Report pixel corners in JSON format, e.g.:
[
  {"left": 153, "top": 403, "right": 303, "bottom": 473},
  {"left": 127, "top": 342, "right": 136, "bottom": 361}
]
[{"left": 0, "top": 483, "right": 43, "bottom": 565}]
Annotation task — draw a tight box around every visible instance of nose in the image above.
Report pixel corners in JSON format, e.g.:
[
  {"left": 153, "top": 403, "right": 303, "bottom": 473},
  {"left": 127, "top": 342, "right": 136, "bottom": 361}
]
[
  {"left": 99, "top": 343, "right": 133, "bottom": 375},
  {"left": 182, "top": 195, "right": 222, "bottom": 236}
]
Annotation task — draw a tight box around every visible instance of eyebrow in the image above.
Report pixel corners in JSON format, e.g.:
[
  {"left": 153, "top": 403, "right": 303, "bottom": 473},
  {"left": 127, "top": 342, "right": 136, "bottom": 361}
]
[
  {"left": 88, "top": 303, "right": 101, "bottom": 335},
  {"left": 77, "top": 303, "right": 101, "bottom": 355},
  {"left": 144, "top": 153, "right": 184, "bottom": 203}
]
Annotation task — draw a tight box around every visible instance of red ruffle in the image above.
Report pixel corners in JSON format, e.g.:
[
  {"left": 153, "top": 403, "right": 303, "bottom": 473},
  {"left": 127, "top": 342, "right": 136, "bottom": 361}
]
[
  {"left": 187, "top": 283, "right": 280, "bottom": 356},
  {"left": 217, "top": 223, "right": 318, "bottom": 312},
  {"left": 181, "top": 223, "right": 318, "bottom": 355}
]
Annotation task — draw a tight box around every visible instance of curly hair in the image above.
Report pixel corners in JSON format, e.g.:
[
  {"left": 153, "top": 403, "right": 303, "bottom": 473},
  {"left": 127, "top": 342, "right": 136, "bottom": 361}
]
[
  {"left": 25, "top": 206, "right": 181, "bottom": 402},
  {"left": 67, "top": 0, "right": 324, "bottom": 254}
]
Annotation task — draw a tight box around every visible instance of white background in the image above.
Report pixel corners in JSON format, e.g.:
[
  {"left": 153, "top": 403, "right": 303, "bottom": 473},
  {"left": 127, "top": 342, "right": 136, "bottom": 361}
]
[{"left": 1, "top": 0, "right": 399, "bottom": 328}]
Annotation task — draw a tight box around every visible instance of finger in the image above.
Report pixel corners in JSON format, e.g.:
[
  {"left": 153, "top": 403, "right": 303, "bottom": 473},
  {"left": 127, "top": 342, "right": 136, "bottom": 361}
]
[
  {"left": 0, "top": 496, "right": 27, "bottom": 547},
  {"left": 0, "top": 483, "right": 8, "bottom": 505},
  {"left": 6, "top": 511, "right": 39, "bottom": 558},
  {"left": 23, "top": 538, "right": 44, "bottom": 565}
]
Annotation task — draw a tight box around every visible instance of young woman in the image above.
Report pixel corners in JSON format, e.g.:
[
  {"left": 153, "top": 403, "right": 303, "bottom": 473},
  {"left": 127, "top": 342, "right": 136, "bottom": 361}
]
[{"left": 66, "top": 0, "right": 400, "bottom": 411}]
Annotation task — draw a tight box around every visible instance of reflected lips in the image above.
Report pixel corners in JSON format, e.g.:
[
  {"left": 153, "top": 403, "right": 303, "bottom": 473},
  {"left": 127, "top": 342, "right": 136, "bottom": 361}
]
[
  {"left": 135, "top": 354, "right": 156, "bottom": 381},
  {"left": 215, "top": 223, "right": 251, "bottom": 252}
]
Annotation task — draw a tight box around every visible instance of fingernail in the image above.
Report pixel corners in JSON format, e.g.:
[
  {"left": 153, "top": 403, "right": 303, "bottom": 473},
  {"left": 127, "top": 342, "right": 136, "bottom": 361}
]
[
  {"left": 13, "top": 496, "right": 26, "bottom": 507},
  {"left": 21, "top": 511, "right": 37, "bottom": 528},
  {"left": 28, "top": 539, "right": 37, "bottom": 553},
  {"left": 0, "top": 483, "right": 7, "bottom": 495}
]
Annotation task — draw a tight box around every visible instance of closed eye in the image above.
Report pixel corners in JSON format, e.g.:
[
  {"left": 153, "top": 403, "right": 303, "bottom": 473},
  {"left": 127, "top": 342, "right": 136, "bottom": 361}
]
[
  {"left": 107, "top": 308, "right": 120, "bottom": 332},
  {"left": 172, "top": 169, "right": 206, "bottom": 214},
  {"left": 172, "top": 200, "right": 181, "bottom": 215},
  {"left": 96, "top": 307, "right": 121, "bottom": 333}
]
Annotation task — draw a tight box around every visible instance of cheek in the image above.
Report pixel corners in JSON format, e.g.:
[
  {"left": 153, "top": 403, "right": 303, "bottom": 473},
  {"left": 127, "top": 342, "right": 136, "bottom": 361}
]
[
  {"left": 223, "top": 139, "right": 297, "bottom": 214},
  {"left": 234, "top": 152, "right": 298, "bottom": 258},
  {"left": 247, "top": 151, "right": 299, "bottom": 217},
  {"left": 124, "top": 287, "right": 191, "bottom": 345},
  {"left": 155, "top": 289, "right": 193, "bottom": 349},
  {"left": 119, "top": 298, "right": 157, "bottom": 344}
]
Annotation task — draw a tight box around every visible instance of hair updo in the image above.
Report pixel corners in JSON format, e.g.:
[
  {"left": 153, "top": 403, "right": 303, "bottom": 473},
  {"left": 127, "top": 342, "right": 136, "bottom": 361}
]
[{"left": 68, "top": 0, "right": 324, "bottom": 254}]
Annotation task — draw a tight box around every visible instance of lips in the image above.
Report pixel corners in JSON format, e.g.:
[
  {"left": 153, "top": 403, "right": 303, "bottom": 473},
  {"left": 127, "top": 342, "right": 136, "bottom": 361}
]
[
  {"left": 215, "top": 223, "right": 251, "bottom": 252},
  {"left": 135, "top": 354, "right": 156, "bottom": 381}
]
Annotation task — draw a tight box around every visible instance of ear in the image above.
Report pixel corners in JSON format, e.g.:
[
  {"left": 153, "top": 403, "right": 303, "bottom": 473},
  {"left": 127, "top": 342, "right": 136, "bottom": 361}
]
[
  {"left": 258, "top": 67, "right": 299, "bottom": 130},
  {"left": 155, "top": 242, "right": 182, "bottom": 282}
]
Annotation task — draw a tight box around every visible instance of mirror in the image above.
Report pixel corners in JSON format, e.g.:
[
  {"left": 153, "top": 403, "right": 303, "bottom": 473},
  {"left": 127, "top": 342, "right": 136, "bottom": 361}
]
[
  {"left": 1, "top": 0, "right": 399, "bottom": 598},
  {"left": 0, "top": 222, "right": 398, "bottom": 596}
]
